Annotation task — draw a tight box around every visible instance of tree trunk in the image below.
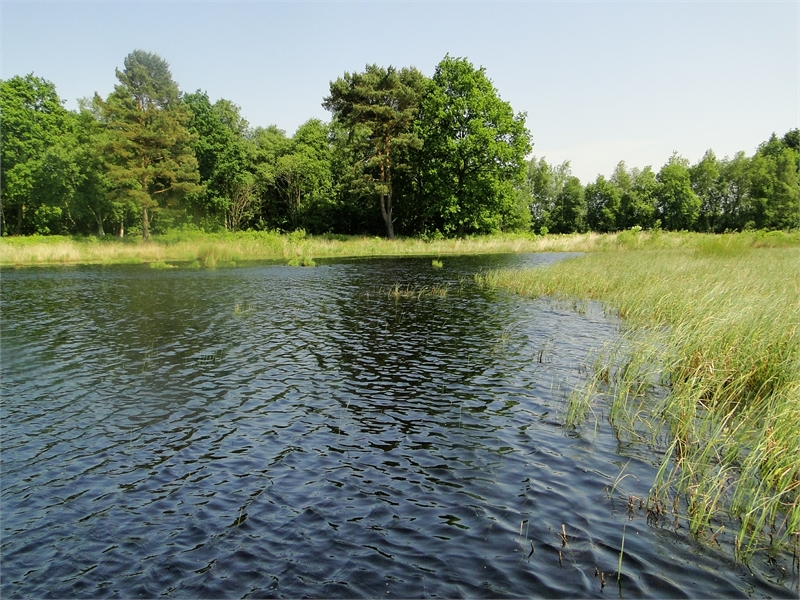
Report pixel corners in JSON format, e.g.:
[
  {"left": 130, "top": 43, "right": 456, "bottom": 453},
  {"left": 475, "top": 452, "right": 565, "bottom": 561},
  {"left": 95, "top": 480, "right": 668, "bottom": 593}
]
[
  {"left": 16, "top": 204, "right": 24, "bottom": 235},
  {"left": 119, "top": 220, "right": 125, "bottom": 237},
  {"left": 141, "top": 164, "right": 149, "bottom": 240},
  {"left": 90, "top": 208, "right": 105, "bottom": 236},
  {"left": 142, "top": 207, "right": 150, "bottom": 240},
  {"left": 379, "top": 139, "right": 395, "bottom": 239}
]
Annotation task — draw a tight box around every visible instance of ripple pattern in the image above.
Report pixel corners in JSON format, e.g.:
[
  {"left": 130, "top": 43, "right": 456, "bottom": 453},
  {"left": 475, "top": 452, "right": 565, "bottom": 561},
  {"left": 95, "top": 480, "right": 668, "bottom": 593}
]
[{"left": 1, "top": 255, "right": 795, "bottom": 598}]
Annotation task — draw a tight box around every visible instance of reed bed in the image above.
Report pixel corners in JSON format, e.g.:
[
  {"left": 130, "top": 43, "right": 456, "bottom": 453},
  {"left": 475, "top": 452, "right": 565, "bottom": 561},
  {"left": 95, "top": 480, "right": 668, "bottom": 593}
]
[
  {"left": 0, "top": 231, "right": 577, "bottom": 266},
  {"left": 6, "top": 229, "right": 794, "bottom": 267},
  {"left": 477, "top": 244, "right": 800, "bottom": 560},
  {"left": 386, "top": 283, "right": 450, "bottom": 299}
]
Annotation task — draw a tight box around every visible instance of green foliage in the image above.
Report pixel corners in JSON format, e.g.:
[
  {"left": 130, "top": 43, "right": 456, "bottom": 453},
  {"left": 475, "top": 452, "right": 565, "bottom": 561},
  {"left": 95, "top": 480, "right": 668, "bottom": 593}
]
[
  {"left": 523, "top": 158, "right": 586, "bottom": 234},
  {"left": 656, "top": 153, "right": 701, "bottom": 231},
  {"left": 324, "top": 64, "right": 427, "bottom": 238},
  {"left": 586, "top": 175, "right": 620, "bottom": 233},
  {"left": 274, "top": 119, "right": 333, "bottom": 231},
  {"left": 416, "top": 55, "right": 531, "bottom": 236},
  {"left": 97, "top": 50, "right": 201, "bottom": 239},
  {"left": 747, "top": 135, "right": 799, "bottom": 230},
  {"left": 614, "top": 163, "right": 658, "bottom": 230},
  {"left": 0, "top": 74, "right": 77, "bottom": 235},
  {"left": 2, "top": 52, "right": 796, "bottom": 240},
  {"left": 184, "top": 90, "right": 256, "bottom": 231},
  {"left": 287, "top": 255, "right": 316, "bottom": 267}
]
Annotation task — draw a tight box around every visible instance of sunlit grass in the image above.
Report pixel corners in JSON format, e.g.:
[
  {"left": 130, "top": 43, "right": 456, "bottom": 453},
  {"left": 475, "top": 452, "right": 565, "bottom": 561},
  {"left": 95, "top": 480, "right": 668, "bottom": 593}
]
[
  {"left": 477, "top": 243, "right": 799, "bottom": 560},
  {"left": 5, "top": 229, "right": 794, "bottom": 267}
]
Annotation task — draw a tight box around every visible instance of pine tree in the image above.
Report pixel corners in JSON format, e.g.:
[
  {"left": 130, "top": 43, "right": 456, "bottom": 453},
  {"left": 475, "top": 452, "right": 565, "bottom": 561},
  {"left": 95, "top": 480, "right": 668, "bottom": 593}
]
[
  {"left": 97, "top": 50, "right": 200, "bottom": 239},
  {"left": 323, "top": 65, "right": 426, "bottom": 239}
]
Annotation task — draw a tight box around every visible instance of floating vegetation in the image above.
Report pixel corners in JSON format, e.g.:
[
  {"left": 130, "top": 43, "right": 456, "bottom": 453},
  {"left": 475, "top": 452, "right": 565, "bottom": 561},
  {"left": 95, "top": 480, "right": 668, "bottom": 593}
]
[
  {"left": 233, "top": 302, "right": 253, "bottom": 316},
  {"left": 287, "top": 256, "right": 316, "bottom": 267},
  {"left": 386, "top": 283, "right": 449, "bottom": 300},
  {"left": 431, "top": 259, "right": 443, "bottom": 269},
  {"left": 478, "top": 245, "right": 800, "bottom": 562},
  {"left": 149, "top": 260, "right": 176, "bottom": 269}
]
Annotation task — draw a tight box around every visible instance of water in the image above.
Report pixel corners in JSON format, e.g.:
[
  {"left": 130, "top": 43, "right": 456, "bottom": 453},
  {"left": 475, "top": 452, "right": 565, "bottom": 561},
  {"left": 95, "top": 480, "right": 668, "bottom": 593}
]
[{"left": 1, "top": 254, "right": 796, "bottom": 598}]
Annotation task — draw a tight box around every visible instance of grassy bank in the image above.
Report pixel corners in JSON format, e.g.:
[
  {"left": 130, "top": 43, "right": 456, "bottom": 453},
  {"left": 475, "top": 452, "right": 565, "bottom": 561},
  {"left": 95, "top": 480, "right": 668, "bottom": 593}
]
[
  {"left": 477, "top": 243, "right": 799, "bottom": 560},
  {"left": 0, "top": 230, "right": 580, "bottom": 266},
  {"left": 2, "top": 229, "right": 797, "bottom": 267}
]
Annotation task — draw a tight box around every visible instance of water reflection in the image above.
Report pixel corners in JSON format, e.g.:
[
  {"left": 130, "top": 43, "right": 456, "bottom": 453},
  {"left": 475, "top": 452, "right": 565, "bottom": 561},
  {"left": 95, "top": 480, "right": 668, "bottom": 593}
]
[{"left": 1, "top": 255, "right": 795, "bottom": 598}]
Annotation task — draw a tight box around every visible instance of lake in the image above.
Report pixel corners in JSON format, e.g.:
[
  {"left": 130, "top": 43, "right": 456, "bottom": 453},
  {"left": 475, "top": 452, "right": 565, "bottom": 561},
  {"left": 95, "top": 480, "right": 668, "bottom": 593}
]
[{"left": 1, "top": 254, "right": 795, "bottom": 598}]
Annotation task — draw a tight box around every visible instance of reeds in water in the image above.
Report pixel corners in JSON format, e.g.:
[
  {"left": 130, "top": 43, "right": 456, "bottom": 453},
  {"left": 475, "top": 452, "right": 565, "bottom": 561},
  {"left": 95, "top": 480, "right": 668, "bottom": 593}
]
[
  {"left": 386, "top": 283, "right": 450, "bottom": 300},
  {"left": 477, "top": 244, "right": 800, "bottom": 560}
]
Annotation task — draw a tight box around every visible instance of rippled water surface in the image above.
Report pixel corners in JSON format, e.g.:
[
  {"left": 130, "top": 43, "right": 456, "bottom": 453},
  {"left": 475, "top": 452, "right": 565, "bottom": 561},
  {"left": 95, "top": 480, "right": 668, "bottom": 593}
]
[{"left": 1, "top": 254, "right": 796, "bottom": 598}]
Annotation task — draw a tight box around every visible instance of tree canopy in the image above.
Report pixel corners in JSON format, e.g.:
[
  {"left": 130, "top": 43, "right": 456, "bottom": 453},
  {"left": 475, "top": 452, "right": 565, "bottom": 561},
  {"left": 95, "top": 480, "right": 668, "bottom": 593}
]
[
  {"left": 416, "top": 56, "right": 531, "bottom": 236},
  {"left": 96, "top": 50, "right": 200, "bottom": 239},
  {"left": 323, "top": 65, "right": 426, "bottom": 238},
  {"left": 2, "top": 50, "right": 797, "bottom": 238}
]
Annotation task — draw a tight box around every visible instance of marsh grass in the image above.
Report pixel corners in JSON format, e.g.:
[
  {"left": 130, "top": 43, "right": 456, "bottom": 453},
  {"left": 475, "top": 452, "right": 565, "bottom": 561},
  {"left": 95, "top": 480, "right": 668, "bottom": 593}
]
[
  {"left": 287, "top": 255, "right": 316, "bottom": 267},
  {"left": 477, "top": 244, "right": 800, "bottom": 561},
  {"left": 149, "top": 260, "right": 176, "bottom": 269},
  {"left": 386, "top": 283, "right": 450, "bottom": 300},
  {"left": 6, "top": 230, "right": 794, "bottom": 267}
]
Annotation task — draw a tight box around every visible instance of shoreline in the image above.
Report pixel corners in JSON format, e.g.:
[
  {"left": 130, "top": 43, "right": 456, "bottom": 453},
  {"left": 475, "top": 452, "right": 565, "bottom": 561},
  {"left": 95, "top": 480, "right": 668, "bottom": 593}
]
[{"left": 1, "top": 230, "right": 796, "bottom": 267}]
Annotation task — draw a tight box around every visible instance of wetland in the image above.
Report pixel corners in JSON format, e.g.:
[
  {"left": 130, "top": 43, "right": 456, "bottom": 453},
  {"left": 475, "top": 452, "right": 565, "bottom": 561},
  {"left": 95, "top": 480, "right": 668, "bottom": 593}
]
[{"left": 1, "top": 252, "right": 797, "bottom": 598}]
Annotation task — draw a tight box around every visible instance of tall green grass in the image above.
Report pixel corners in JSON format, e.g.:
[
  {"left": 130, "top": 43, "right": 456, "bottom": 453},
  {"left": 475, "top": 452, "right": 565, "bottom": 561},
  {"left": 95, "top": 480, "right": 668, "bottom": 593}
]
[
  {"left": 477, "top": 244, "right": 799, "bottom": 560},
  {"left": 6, "top": 229, "right": 795, "bottom": 267}
]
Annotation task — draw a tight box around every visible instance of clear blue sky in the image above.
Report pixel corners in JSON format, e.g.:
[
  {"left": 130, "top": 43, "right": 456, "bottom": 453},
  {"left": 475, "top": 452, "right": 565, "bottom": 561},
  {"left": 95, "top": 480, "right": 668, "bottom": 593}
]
[{"left": 2, "top": 1, "right": 797, "bottom": 183}]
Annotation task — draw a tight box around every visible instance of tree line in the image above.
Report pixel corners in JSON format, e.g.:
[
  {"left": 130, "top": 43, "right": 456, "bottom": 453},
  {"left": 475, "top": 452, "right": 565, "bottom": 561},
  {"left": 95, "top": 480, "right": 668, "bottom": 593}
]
[{"left": 1, "top": 50, "right": 797, "bottom": 239}]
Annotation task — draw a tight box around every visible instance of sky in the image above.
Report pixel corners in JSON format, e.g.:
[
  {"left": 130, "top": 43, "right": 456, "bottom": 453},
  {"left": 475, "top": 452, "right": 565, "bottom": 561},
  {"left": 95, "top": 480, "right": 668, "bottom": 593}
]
[{"left": 2, "top": 1, "right": 798, "bottom": 183}]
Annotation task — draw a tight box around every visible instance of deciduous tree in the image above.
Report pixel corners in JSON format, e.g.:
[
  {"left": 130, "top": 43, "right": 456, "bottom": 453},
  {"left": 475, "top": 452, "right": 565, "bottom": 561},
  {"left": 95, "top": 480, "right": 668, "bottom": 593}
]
[
  {"left": 417, "top": 56, "right": 531, "bottom": 236},
  {"left": 656, "top": 153, "right": 700, "bottom": 231},
  {"left": 586, "top": 175, "right": 621, "bottom": 232},
  {"left": 185, "top": 91, "right": 255, "bottom": 230},
  {"left": 0, "top": 75, "right": 76, "bottom": 235}
]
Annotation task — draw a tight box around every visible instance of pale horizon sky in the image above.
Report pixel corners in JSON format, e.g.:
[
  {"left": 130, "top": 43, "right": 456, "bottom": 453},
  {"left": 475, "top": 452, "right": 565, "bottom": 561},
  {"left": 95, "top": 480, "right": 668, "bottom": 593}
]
[{"left": 2, "top": 1, "right": 798, "bottom": 183}]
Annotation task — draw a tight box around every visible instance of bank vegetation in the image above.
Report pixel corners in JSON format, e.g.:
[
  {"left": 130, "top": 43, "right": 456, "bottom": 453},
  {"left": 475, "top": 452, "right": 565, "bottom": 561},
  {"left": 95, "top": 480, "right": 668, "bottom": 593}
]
[{"left": 477, "top": 235, "right": 799, "bottom": 562}]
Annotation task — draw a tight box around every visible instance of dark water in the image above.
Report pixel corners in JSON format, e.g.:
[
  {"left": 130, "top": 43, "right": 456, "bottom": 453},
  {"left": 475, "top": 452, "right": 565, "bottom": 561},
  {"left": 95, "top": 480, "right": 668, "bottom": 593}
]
[{"left": 1, "top": 254, "right": 795, "bottom": 599}]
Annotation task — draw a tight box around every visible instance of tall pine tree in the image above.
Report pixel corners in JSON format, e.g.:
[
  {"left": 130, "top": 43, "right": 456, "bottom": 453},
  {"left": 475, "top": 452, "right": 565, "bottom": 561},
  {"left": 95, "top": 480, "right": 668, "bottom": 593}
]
[
  {"left": 97, "top": 50, "right": 199, "bottom": 239},
  {"left": 323, "top": 65, "right": 426, "bottom": 239}
]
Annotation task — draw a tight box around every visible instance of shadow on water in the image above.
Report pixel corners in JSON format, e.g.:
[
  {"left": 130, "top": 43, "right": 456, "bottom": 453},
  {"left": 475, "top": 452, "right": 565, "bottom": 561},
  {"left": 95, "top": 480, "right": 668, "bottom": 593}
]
[{"left": 1, "top": 254, "right": 796, "bottom": 598}]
